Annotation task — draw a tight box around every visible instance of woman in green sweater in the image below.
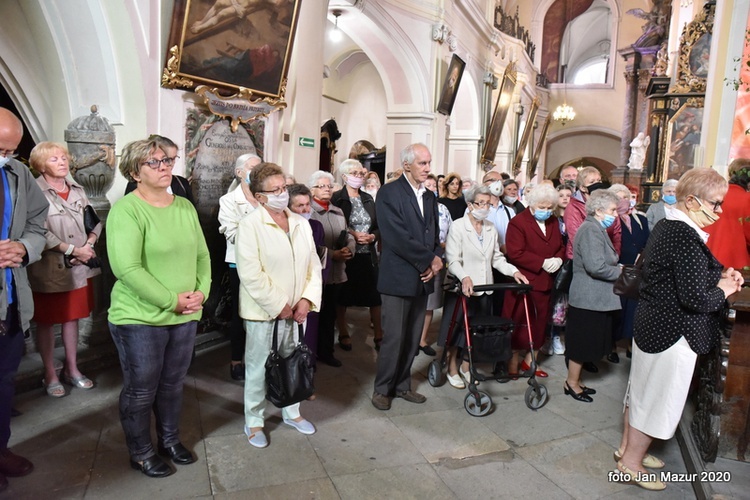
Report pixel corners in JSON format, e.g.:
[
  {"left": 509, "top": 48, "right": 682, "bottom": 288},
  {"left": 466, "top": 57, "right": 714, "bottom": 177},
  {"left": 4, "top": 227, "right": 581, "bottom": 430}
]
[{"left": 107, "top": 139, "right": 211, "bottom": 478}]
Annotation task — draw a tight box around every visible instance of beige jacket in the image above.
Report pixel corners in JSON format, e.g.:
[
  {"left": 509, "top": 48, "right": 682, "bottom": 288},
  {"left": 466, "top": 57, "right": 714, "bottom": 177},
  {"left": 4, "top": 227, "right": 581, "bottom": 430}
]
[
  {"left": 236, "top": 206, "right": 322, "bottom": 321},
  {"left": 27, "top": 176, "right": 102, "bottom": 293},
  {"left": 445, "top": 215, "right": 519, "bottom": 295},
  {"left": 218, "top": 185, "right": 257, "bottom": 264}
]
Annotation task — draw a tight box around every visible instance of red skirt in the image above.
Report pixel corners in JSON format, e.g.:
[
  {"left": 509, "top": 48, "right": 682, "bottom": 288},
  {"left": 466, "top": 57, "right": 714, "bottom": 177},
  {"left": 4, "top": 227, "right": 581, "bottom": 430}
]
[
  {"left": 32, "top": 279, "right": 95, "bottom": 324},
  {"left": 502, "top": 289, "right": 550, "bottom": 351}
]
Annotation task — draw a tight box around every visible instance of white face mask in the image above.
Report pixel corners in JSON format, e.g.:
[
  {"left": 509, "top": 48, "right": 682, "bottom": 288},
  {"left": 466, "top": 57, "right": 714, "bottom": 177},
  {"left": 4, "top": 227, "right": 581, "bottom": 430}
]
[
  {"left": 503, "top": 195, "right": 517, "bottom": 205},
  {"left": 0, "top": 156, "right": 10, "bottom": 168},
  {"left": 264, "top": 191, "right": 290, "bottom": 212},
  {"left": 471, "top": 208, "right": 490, "bottom": 221}
]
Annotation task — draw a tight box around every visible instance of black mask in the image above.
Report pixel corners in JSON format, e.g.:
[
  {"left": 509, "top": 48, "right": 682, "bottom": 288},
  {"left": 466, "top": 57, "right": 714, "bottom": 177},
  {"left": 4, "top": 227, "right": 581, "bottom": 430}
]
[{"left": 586, "top": 181, "right": 608, "bottom": 194}]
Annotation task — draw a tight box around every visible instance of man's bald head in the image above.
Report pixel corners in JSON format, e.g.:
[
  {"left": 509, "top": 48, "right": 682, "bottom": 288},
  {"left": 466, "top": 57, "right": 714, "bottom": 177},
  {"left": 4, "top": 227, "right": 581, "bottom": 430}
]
[{"left": 0, "top": 108, "right": 23, "bottom": 151}]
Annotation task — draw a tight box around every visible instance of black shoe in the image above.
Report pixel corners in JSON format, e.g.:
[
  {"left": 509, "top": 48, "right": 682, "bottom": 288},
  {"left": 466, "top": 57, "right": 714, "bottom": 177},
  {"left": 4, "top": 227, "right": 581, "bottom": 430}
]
[
  {"left": 564, "top": 382, "right": 593, "bottom": 403},
  {"left": 607, "top": 352, "right": 620, "bottom": 364},
  {"left": 158, "top": 443, "right": 196, "bottom": 465},
  {"left": 319, "top": 355, "right": 342, "bottom": 367},
  {"left": 338, "top": 340, "right": 352, "bottom": 352},
  {"left": 419, "top": 345, "right": 436, "bottom": 356},
  {"left": 580, "top": 386, "right": 597, "bottom": 395},
  {"left": 583, "top": 362, "right": 599, "bottom": 373},
  {"left": 130, "top": 455, "right": 174, "bottom": 478},
  {"left": 230, "top": 363, "right": 245, "bottom": 381}
]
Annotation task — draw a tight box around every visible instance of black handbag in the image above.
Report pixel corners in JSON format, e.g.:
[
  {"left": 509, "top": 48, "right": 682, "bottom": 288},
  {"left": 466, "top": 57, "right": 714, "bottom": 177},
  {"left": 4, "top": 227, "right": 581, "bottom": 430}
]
[
  {"left": 614, "top": 255, "right": 644, "bottom": 300},
  {"left": 553, "top": 260, "right": 573, "bottom": 292},
  {"left": 265, "top": 320, "right": 315, "bottom": 408},
  {"left": 84, "top": 205, "right": 100, "bottom": 234}
]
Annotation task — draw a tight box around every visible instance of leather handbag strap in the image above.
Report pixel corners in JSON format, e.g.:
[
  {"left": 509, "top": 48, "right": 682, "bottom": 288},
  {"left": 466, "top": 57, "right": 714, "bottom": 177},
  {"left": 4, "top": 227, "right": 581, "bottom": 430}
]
[{"left": 272, "top": 319, "right": 306, "bottom": 352}]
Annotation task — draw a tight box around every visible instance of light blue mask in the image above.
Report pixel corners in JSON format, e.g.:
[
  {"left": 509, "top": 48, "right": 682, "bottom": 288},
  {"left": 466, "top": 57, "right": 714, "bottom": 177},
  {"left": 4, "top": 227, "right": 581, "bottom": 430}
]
[
  {"left": 0, "top": 156, "right": 10, "bottom": 168},
  {"left": 600, "top": 214, "right": 616, "bottom": 229},
  {"left": 663, "top": 194, "right": 676, "bottom": 205},
  {"left": 245, "top": 171, "right": 251, "bottom": 185},
  {"left": 533, "top": 209, "right": 552, "bottom": 222}
]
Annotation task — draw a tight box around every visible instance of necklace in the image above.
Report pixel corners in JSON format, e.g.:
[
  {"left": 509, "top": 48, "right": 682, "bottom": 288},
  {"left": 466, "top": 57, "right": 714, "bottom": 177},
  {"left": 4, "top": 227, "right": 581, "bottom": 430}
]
[{"left": 49, "top": 181, "right": 68, "bottom": 193}]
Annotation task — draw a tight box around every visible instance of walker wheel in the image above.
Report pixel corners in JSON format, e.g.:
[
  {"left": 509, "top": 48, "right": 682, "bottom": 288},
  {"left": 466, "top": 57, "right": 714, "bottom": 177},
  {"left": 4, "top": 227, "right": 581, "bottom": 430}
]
[
  {"left": 464, "top": 391, "right": 492, "bottom": 416},
  {"left": 428, "top": 360, "right": 444, "bottom": 387},
  {"left": 525, "top": 383, "right": 549, "bottom": 410}
]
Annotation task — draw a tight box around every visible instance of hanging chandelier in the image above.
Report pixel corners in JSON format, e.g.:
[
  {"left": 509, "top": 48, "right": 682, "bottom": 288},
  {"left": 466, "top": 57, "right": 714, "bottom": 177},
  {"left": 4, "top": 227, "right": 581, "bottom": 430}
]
[{"left": 553, "top": 103, "right": 576, "bottom": 125}]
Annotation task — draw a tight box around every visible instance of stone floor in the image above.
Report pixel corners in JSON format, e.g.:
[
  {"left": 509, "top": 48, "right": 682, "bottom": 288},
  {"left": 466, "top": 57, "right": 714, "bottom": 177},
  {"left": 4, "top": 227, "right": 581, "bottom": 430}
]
[{"left": 1, "top": 307, "right": 744, "bottom": 499}]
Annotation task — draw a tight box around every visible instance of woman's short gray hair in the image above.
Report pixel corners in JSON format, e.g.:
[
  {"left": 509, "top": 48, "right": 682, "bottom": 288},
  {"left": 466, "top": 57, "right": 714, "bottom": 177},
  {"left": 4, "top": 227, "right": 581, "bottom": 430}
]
[
  {"left": 338, "top": 159, "right": 363, "bottom": 178},
  {"left": 235, "top": 153, "right": 260, "bottom": 171},
  {"left": 663, "top": 179, "right": 678, "bottom": 190},
  {"left": 465, "top": 185, "right": 492, "bottom": 204},
  {"left": 586, "top": 190, "right": 619, "bottom": 215},
  {"left": 608, "top": 183, "right": 631, "bottom": 199},
  {"left": 527, "top": 184, "right": 558, "bottom": 208},
  {"left": 307, "top": 170, "right": 334, "bottom": 188}
]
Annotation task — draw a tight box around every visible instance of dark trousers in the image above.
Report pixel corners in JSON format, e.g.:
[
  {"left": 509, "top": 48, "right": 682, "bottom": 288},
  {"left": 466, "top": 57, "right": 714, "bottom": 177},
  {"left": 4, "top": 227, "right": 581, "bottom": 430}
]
[
  {"left": 318, "top": 284, "right": 341, "bottom": 359},
  {"left": 0, "top": 305, "right": 22, "bottom": 450},
  {"left": 374, "top": 294, "right": 427, "bottom": 396},
  {"left": 109, "top": 321, "right": 196, "bottom": 461},
  {"left": 228, "top": 266, "right": 245, "bottom": 362}
]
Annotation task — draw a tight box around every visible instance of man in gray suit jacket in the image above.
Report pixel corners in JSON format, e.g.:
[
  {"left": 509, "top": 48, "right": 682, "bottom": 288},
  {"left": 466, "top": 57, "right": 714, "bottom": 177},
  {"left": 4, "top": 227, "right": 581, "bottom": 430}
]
[{"left": 372, "top": 143, "right": 442, "bottom": 410}]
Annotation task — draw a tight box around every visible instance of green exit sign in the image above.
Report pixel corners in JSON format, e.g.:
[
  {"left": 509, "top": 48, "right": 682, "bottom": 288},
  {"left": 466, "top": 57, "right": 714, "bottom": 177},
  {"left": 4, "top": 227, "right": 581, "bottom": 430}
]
[{"left": 298, "top": 137, "right": 314, "bottom": 148}]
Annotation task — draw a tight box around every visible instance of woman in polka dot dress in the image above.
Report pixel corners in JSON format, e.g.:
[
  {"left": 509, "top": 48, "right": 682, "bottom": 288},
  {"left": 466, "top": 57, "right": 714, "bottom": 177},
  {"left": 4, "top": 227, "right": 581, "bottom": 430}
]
[{"left": 615, "top": 168, "right": 743, "bottom": 491}]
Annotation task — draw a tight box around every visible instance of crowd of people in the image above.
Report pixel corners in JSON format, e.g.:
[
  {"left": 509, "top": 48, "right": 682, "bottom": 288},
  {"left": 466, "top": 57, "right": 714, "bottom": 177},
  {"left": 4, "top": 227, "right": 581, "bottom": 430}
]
[{"left": 0, "top": 107, "right": 745, "bottom": 491}]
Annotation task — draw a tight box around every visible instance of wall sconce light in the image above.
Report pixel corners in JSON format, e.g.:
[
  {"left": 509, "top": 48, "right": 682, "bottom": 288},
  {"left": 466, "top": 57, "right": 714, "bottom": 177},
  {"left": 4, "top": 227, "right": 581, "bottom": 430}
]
[{"left": 330, "top": 10, "right": 343, "bottom": 43}]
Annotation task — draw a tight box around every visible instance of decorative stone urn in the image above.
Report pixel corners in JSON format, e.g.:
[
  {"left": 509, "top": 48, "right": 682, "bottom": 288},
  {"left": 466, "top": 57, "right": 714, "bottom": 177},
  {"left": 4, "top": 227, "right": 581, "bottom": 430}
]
[
  {"left": 64, "top": 105, "right": 116, "bottom": 216},
  {"left": 63, "top": 105, "right": 116, "bottom": 348}
]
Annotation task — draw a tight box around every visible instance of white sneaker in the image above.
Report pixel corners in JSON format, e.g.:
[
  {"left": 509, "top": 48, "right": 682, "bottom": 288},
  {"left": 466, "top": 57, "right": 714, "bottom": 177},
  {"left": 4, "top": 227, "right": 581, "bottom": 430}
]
[
  {"left": 244, "top": 426, "right": 268, "bottom": 448},
  {"left": 447, "top": 373, "right": 465, "bottom": 389},
  {"left": 551, "top": 336, "right": 565, "bottom": 355},
  {"left": 283, "top": 417, "right": 316, "bottom": 435}
]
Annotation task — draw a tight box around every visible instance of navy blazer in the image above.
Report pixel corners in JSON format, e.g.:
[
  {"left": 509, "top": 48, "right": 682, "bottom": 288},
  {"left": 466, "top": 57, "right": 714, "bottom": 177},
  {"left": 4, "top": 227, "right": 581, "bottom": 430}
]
[{"left": 376, "top": 175, "right": 440, "bottom": 297}]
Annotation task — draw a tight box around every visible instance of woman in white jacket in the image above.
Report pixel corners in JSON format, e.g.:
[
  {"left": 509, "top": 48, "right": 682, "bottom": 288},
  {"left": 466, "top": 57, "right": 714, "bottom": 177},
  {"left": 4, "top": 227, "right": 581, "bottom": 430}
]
[
  {"left": 438, "top": 186, "right": 528, "bottom": 388},
  {"left": 218, "top": 153, "right": 260, "bottom": 381},
  {"left": 236, "top": 163, "right": 322, "bottom": 449}
]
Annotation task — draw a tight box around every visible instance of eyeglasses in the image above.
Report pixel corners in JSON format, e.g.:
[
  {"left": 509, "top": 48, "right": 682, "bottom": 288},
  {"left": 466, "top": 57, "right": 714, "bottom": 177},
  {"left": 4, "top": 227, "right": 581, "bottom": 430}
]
[
  {"left": 142, "top": 157, "right": 177, "bottom": 169},
  {"left": 347, "top": 171, "right": 366, "bottom": 178},
  {"left": 260, "top": 185, "right": 287, "bottom": 196},
  {"left": 0, "top": 149, "right": 17, "bottom": 159},
  {"left": 312, "top": 184, "right": 333, "bottom": 190},
  {"left": 471, "top": 201, "right": 491, "bottom": 208},
  {"left": 694, "top": 195, "right": 723, "bottom": 211}
]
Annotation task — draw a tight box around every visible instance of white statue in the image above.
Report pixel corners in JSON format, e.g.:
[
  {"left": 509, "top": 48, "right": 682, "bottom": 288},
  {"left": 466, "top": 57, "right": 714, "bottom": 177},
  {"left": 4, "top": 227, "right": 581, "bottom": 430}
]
[{"left": 628, "top": 132, "right": 650, "bottom": 170}]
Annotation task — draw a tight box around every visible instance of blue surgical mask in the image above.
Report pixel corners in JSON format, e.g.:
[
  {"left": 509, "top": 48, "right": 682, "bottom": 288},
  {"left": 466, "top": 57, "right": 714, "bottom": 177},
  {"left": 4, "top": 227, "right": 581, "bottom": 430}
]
[
  {"left": 600, "top": 214, "right": 616, "bottom": 229},
  {"left": 629, "top": 199, "right": 636, "bottom": 209},
  {"left": 663, "top": 194, "right": 676, "bottom": 205},
  {"left": 300, "top": 211, "right": 312, "bottom": 220},
  {"left": 533, "top": 209, "right": 552, "bottom": 222},
  {"left": 0, "top": 156, "right": 9, "bottom": 168},
  {"left": 245, "top": 171, "right": 251, "bottom": 184}
]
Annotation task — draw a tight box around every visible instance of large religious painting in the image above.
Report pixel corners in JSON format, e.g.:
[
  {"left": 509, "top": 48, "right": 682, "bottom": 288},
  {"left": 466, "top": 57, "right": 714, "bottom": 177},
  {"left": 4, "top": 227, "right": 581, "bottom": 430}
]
[
  {"left": 512, "top": 98, "right": 540, "bottom": 176},
  {"left": 162, "top": 0, "right": 301, "bottom": 98},
  {"left": 672, "top": 2, "right": 714, "bottom": 94},
  {"left": 664, "top": 98, "right": 703, "bottom": 181},
  {"left": 437, "top": 54, "right": 465, "bottom": 115},
  {"left": 481, "top": 63, "right": 517, "bottom": 169}
]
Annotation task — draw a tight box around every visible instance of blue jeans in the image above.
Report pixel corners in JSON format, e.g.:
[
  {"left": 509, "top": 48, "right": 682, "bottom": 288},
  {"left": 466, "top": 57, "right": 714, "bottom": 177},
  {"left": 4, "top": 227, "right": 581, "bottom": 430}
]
[{"left": 109, "top": 322, "right": 196, "bottom": 461}]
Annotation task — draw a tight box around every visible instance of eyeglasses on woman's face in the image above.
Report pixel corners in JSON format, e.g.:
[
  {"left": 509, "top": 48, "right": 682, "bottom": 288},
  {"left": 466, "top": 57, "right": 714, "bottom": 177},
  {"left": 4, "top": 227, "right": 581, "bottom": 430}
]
[
  {"left": 142, "top": 156, "right": 178, "bottom": 170},
  {"left": 694, "top": 195, "right": 723, "bottom": 212},
  {"left": 260, "top": 184, "right": 288, "bottom": 196},
  {"left": 312, "top": 184, "right": 333, "bottom": 190}
]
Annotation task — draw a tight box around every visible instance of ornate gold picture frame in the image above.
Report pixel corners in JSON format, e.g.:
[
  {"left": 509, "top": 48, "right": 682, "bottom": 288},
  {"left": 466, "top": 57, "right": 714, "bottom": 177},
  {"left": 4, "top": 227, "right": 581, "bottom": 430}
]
[
  {"left": 672, "top": 2, "right": 714, "bottom": 94},
  {"left": 663, "top": 97, "right": 704, "bottom": 181},
  {"left": 162, "top": 0, "right": 302, "bottom": 99}
]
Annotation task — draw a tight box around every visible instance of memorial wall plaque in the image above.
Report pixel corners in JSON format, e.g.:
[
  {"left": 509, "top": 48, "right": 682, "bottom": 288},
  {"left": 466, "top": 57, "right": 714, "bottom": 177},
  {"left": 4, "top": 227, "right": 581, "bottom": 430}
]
[{"left": 191, "top": 120, "right": 257, "bottom": 331}]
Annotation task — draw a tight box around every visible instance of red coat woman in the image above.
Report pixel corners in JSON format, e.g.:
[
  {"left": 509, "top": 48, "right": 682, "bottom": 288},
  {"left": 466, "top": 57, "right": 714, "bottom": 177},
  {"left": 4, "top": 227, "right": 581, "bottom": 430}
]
[{"left": 502, "top": 185, "right": 565, "bottom": 377}]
